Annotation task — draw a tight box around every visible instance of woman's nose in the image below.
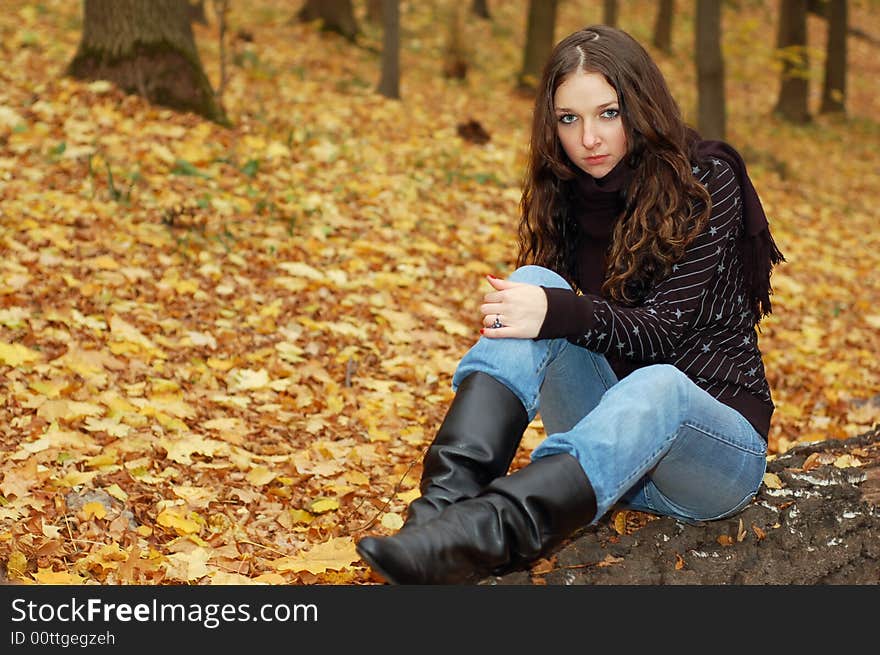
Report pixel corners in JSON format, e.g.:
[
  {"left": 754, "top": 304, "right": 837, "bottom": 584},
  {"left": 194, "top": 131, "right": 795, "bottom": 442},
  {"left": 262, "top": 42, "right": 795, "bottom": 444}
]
[{"left": 581, "top": 124, "right": 599, "bottom": 149}]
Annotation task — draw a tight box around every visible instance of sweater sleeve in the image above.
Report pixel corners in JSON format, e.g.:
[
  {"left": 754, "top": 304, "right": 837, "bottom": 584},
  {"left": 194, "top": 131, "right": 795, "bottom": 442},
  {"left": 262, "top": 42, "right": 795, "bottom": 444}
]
[{"left": 537, "top": 159, "right": 746, "bottom": 361}]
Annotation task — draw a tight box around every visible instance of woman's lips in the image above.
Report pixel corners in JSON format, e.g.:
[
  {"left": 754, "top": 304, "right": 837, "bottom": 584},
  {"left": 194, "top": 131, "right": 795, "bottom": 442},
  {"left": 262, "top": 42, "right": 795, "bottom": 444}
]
[{"left": 585, "top": 155, "right": 608, "bottom": 164}]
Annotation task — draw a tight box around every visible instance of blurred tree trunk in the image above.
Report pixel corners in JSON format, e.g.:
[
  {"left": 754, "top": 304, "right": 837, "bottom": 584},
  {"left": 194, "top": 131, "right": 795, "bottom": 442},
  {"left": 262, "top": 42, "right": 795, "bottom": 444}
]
[
  {"left": 652, "top": 0, "right": 674, "bottom": 53},
  {"left": 377, "top": 0, "right": 400, "bottom": 99},
  {"left": 297, "top": 0, "right": 359, "bottom": 41},
  {"left": 696, "top": 0, "right": 725, "bottom": 140},
  {"left": 472, "top": 0, "right": 491, "bottom": 20},
  {"left": 820, "top": 0, "right": 847, "bottom": 114},
  {"left": 188, "top": 0, "right": 207, "bottom": 24},
  {"left": 366, "top": 0, "right": 382, "bottom": 25},
  {"left": 517, "top": 0, "right": 557, "bottom": 93},
  {"left": 67, "top": 0, "right": 227, "bottom": 125},
  {"left": 603, "top": 0, "right": 618, "bottom": 27},
  {"left": 443, "top": 3, "right": 468, "bottom": 80},
  {"left": 774, "top": 0, "right": 810, "bottom": 123}
]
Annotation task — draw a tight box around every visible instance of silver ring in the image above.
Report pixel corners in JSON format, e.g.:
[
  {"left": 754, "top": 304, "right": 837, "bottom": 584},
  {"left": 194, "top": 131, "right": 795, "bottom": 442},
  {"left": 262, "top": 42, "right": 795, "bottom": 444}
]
[{"left": 491, "top": 315, "right": 502, "bottom": 329}]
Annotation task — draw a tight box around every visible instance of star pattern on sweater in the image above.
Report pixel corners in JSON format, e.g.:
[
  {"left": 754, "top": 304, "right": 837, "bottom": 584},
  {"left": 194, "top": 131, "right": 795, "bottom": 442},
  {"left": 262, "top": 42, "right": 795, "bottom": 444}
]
[{"left": 562, "top": 158, "right": 772, "bottom": 433}]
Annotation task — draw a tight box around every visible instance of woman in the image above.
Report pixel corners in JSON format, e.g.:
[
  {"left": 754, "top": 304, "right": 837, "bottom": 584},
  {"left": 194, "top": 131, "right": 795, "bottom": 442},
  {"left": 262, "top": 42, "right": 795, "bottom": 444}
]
[{"left": 356, "top": 25, "right": 784, "bottom": 584}]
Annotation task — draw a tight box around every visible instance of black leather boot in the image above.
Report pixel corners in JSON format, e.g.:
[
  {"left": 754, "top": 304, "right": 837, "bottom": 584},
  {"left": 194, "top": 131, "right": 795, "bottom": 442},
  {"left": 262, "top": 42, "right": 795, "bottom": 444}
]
[
  {"left": 356, "top": 453, "right": 598, "bottom": 584},
  {"left": 403, "top": 372, "right": 529, "bottom": 529}
]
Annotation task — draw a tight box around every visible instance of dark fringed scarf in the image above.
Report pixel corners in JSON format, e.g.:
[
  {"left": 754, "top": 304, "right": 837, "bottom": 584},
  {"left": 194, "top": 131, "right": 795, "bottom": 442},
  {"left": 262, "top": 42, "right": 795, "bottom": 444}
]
[{"left": 691, "top": 136, "right": 786, "bottom": 323}]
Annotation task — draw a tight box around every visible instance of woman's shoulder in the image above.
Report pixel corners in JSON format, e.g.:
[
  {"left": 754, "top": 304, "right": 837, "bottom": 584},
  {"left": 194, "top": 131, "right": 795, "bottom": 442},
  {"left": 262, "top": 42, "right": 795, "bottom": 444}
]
[{"left": 693, "top": 155, "right": 738, "bottom": 193}]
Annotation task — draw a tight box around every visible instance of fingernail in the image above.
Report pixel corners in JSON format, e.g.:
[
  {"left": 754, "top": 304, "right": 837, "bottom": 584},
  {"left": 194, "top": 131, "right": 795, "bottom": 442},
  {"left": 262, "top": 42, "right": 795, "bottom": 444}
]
[
  {"left": 480, "top": 328, "right": 485, "bottom": 335},
  {"left": 487, "top": 274, "right": 497, "bottom": 279}
]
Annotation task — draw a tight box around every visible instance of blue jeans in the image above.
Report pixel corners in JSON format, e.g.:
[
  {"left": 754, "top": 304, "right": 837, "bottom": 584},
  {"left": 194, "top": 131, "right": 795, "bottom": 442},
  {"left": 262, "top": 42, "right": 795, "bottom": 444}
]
[{"left": 453, "top": 265, "right": 767, "bottom": 525}]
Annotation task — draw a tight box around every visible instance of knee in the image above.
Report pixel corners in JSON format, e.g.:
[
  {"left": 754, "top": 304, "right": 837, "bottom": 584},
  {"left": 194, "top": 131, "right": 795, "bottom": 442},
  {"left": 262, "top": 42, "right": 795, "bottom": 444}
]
[
  {"left": 508, "top": 265, "right": 571, "bottom": 290},
  {"left": 616, "top": 364, "right": 691, "bottom": 406}
]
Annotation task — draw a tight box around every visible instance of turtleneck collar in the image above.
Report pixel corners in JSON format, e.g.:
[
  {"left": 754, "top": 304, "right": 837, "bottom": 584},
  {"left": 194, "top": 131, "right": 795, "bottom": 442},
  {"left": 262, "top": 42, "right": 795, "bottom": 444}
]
[
  {"left": 574, "top": 158, "right": 635, "bottom": 197},
  {"left": 571, "top": 159, "right": 634, "bottom": 238}
]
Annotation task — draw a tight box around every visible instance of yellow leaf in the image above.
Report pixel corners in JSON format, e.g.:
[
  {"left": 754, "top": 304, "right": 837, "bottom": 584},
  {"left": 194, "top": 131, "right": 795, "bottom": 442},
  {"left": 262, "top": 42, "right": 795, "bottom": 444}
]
[
  {"left": 158, "top": 435, "right": 226, "bottom": 465},
  {"left": 163, "top": 548, "right": 212, "bottom": 582},
  {"left": 29, "top": 379, "right": 67, "bottom": 398},
  {"left": 33, "top": 569, "right": 86, "bottom": 585},
  {"left": 246, "top": 466, "right": 276, "bottom": 486},
  {"left": 106, "top": 484, "right": 128, "bottom": 502},
  {"left": 157, "top": 508, "right": 201, "bottom": 535},
  {"left": 41, "top": 521, "right": 62, "bottom": 539},
  {"left": 109, "top": 315, "right": 158, "bottom": 352},
  {"left": 209, "top": 572, "right": 268, "bottom": 585},
  {"left": 437, "top": 318, "right": 472, "bottom": 337},
  {"left": 172, "top": 485, "right": 214, "bottom": 508},
  {"left": 0, "top": 342, "right": 41, "bottom": 366},
  {"left": 83, "top": 416, "right": 130, "bottom": 437},
  {"left": 7, "top": 551, "right": 28, "bottom": 579},
  {"left": 86, "top": 452, "right": 118, "bottom": 469},
  {"left": 82, "top": 502, "right": 107, "bottom": 520},
  {"left": 228, "top": 368, "right": 270, "bottom": 391},
  {"left": 53, "top": 470, "right": 99, "bottom": 487},
  {"left": 37, "top": 399, "right": 104, "bottom": 422},
  {"left": 274, "top": 537, "right": 359, "bottom": 574},
  {"left": 612, "top": 511, "right": 629, "bottom": 536},
  {"left": 309, "top": 497, "right": 339, "bottom": 514},
  {"left": 833, "top": 454, "right": 862, "bottom": 468},
  {"left": 396, "top": 487, "right": 420, "bottom": 504},
  {"left": 380, "top": 513, "right": 404, "bottom": 530},
  {"left": 762, "top": 472, "right": 783, "bottom": 489},
  {"left": 289, "top": 509, "right": 315, "bottom": 525}
]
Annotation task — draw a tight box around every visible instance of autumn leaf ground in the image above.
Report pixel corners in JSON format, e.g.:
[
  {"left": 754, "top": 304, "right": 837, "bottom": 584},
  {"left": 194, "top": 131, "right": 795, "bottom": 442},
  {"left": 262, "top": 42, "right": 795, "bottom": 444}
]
[{"left": 0, "top": 1, "right": 878, "bottom": 585}]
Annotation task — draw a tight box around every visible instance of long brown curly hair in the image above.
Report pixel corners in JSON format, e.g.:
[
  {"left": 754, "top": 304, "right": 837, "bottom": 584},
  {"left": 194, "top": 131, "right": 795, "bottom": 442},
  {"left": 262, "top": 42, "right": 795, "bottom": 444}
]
[{"left": 516, "top": 25, "right": 712, "bottom": 304}]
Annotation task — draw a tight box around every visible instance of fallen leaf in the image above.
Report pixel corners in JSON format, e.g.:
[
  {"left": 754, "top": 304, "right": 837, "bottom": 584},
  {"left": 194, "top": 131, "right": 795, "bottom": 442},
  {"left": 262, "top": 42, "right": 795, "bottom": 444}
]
[
  {"left": 274, "top": 537, "right": 359, "bottom": 574},
  {"left": 308, "top": 497, "right": 339, "bottom": 514},
  {"left": 0, "top": 342, "right": 41, "bottom": 366},
  {"left": 762, "top": 472, "right": 783, "bottom": 489}
]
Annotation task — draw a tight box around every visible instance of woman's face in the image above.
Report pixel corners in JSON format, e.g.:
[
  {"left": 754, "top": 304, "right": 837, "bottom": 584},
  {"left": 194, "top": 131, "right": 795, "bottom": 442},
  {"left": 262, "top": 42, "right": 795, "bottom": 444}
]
[{"left": 554, "top": 70, "right": 627, "bottom": 179}]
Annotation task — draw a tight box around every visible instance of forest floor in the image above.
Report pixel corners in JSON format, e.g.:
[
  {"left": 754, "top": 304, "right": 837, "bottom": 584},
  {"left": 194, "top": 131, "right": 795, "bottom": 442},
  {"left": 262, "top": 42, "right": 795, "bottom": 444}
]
[{"left": 0, "top": 0, "right": 878, "bottom": 585}]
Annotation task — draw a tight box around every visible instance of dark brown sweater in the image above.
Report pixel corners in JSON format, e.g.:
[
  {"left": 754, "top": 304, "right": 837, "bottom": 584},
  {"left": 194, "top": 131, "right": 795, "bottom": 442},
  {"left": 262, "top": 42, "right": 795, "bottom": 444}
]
[{"left": 537, "top": 158, "right": 775, "bottom": 438}]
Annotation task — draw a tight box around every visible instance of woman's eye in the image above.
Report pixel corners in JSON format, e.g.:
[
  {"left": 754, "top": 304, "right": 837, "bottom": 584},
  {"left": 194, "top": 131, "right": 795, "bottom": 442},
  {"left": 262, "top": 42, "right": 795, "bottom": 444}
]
[
  {"left": 558, "top": 114, "right": 577, "bottom": 125},
  {"left": 601, "top": 108, "right": 620, "bottom": 119}
]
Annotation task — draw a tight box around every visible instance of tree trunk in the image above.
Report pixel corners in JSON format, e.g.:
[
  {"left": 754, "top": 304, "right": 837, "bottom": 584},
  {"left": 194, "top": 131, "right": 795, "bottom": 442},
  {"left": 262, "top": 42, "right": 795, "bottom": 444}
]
[
  {"left": 188, "top": 0, "right": 207, "bottom": 25},
  {"left": 472, "top": 0, "right": 491, "bottom": 20},
  {"left": 652, "top": 0, "right": 674, "bottom": 53},
  {"left": 443, "top": 3, "right": 468, "bottom": 80},
  {"left": 377, "top": 0, "right": 400, "bottom": 99},
  {"left": 492, "top": 426, "right": 880, "bottom": 585},
  {"left": 366, "top": 0, "right": 383, "bottom": 25},
  {"left": 67, "top": 0, "right": 227, "bottom": 125},
  {"left": 820, "top": 0, "right": 847, "bottom": 114},
  {"left": 297, "top": 0, "right": 359, "bottom": 41},
  {"left": 517, "top": 0, "right": 558, "bottom": 93},
  {"left": 603, "top": 0, "right": 619, "bottom": 28},
  {"left": 695, "top": 0, "right": 726, "bottom": 140},
  {"left": 774, "top": 0, "right": 811, "bottom": 123}
]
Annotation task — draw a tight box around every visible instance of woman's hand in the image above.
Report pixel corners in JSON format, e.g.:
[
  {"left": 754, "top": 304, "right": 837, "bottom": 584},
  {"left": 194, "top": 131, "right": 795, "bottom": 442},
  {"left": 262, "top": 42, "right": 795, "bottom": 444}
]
[{"left": 479, "top": 275, "right": 548, "bottom": 339}]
